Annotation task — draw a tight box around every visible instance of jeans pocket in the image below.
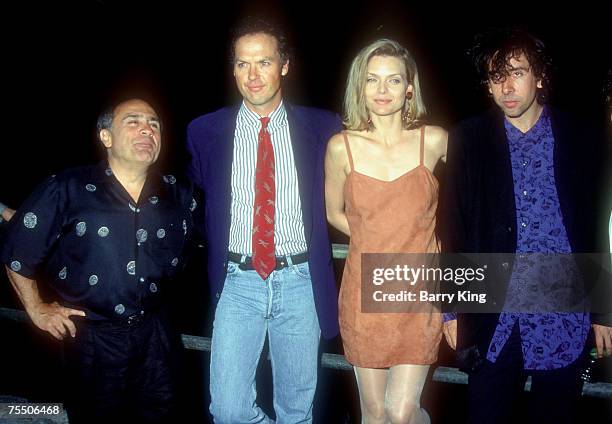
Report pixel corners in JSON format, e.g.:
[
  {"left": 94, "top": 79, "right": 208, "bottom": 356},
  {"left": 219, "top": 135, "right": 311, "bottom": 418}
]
[
  {"left": 226, "top": 261, "right": 240, "bottom": 275},
  {"left": 292, "top": 262, "right": 311, "bottom": 279}
]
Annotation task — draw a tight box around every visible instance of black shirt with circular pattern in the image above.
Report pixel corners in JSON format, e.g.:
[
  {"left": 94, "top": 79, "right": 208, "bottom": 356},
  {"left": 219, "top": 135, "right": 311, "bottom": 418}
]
[{"left": 1, "top": 161, "right": 196, "bottom": 321}]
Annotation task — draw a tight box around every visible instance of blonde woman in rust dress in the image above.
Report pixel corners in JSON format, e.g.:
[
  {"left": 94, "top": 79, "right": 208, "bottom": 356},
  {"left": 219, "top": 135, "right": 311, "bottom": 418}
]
[{"left": 325, "top": 39, "right": 452, "bottom": 423}]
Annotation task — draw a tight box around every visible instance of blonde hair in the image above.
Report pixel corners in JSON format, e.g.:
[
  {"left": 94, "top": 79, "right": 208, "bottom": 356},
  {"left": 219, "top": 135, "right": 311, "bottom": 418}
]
[{"left": 343, "top": 38, "right": 427, "bottom": 131}]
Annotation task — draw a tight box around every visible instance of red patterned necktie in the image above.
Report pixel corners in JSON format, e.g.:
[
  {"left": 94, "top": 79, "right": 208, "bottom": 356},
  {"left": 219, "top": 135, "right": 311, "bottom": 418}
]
[{"left": 252, "top": 116, "right": 275, "bottom": 280}]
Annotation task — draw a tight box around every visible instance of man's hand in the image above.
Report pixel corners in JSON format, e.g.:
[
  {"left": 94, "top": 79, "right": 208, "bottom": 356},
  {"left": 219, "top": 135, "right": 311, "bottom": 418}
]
[
  {"left": 5, "top": 267, "right": 86, "bottom": 340},
  {"left": 29, "top": 301, "right": 86, "bottom": 340},
  {"left": 592, "top": 324, "right": 612, "bottom": 358},
  {"left": 443, "top": 319, "right": 457, "bottom": 350},
  {"left": 1, "top": 207, "right": 16, "bottom": 221},
  {"left": 2, "top": 208, "right": 15, "bottom": 221}
]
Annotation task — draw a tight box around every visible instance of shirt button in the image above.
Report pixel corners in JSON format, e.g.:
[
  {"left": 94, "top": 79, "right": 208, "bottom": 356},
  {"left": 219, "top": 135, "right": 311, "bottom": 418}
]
[
  {"left": 216, "top": 292, "right": 220, "bottom": 299},
  {"left": 521, "top": 222, "right": 527, "bottom": 227},
  {"left": 137, "top": 242, "right": 141, "bottom": 246},
  {"left": 139, "top": 277, "right": 145, "bottom": 282},
  {"left": 522, "top": 190, "right": 527, "bottom": 196},
  {"left": 507, "top": 227, "right": 512, "bottom": 232},
  {"left": 136, "top": 208, "right": 141, "bottom": 213}
]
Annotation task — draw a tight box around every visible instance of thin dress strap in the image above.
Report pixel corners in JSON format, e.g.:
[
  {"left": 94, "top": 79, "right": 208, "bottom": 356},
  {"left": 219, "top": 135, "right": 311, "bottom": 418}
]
[
  {"left": 342, "top": 131, "right": 355, "bottom": 172},
  {"left": 419, "top": 125, "right": 425, "bottom": 166}
]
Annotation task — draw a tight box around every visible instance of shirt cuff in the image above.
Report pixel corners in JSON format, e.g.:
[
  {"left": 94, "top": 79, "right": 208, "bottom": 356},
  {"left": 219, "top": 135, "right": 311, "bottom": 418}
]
[{"left": 443, "top": 312, "right": 457, "bottom": 322}]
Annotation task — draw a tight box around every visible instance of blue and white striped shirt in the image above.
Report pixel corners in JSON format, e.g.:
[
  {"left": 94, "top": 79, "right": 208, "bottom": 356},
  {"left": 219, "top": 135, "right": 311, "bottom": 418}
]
[{"left": 228, "top": 101, "right": 307, "bottom": 256}]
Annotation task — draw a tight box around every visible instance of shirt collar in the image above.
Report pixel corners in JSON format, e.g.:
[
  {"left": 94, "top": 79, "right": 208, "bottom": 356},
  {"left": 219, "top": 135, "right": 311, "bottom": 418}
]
[
  {"left": 92, "top": 160, "right": 116, "bottom": 183},
  {"left": 504, "top": 105, "right": 550, "bottom": 142},
  {"left": 92, "top": 160, "right": 163, "bottom": 205},
  {"left": 237, "top": 100, "right": 287, "bottom": 132}
]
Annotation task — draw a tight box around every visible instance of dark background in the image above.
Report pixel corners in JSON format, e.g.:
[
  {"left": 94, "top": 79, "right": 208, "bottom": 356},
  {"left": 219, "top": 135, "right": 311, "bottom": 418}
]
[
  {"left": 1, "top": 0, "right": 610, "bottom": 422},
  {"left": 1, "top": 0, "right": 610, "bottom": 197}
]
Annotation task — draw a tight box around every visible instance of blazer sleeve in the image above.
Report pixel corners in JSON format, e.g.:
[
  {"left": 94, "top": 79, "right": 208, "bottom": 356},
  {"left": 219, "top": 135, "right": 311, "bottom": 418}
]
[
  {"left": 439, "top": 124, "right": 473, "bottom": 254},
  {"left": 185, "top": 121, "right": 210, "bottom": 248},
  {"left": 186, "top": 123, "right": 205, "bottom": 190},
  {"left": 318, "top": 110, "right": 344, "bottom": 148}
]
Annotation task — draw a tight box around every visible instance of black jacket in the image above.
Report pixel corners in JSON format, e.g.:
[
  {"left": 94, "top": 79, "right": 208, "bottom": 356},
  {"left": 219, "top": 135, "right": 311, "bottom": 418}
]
[{"left": 439, "top": 106, "right": 609, "bottom": 355}]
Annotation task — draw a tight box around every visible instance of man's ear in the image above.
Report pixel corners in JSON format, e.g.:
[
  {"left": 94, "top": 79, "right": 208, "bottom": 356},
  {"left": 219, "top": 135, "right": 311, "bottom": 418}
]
[
  {"left": 537, "top": 79, "right": 543, "bottom": 89},
  {"left": 281, "top": 60, "right": 289, "bottom": 76},
  {"left": 99, "top": 129, "right": 112, "bottom": 148}
]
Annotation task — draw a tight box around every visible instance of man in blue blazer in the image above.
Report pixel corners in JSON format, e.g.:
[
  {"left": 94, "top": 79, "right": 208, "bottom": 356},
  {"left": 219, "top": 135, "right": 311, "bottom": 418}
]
[{"left": 186, "top": 17, "right": 341, "bottom": 423}]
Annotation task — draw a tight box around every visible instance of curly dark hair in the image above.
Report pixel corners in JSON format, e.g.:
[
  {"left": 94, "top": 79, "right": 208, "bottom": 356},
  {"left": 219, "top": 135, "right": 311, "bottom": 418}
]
[
  {"left": 469, "top": 28, "right": 552, "bottom": 104},
  {"left": 229, "top": 16, "right": 291, "bottom": 66}
]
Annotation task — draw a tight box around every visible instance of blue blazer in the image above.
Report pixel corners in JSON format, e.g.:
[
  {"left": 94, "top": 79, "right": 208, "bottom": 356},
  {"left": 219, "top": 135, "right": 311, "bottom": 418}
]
[{"left": 187, "top": 102, "right": 342, "bottom": 339}]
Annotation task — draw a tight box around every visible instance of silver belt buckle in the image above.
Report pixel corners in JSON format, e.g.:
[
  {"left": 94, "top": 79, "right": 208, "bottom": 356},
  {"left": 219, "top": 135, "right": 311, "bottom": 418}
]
[{"left": 126, "top": 314, "right": 142, "bottom": 326}]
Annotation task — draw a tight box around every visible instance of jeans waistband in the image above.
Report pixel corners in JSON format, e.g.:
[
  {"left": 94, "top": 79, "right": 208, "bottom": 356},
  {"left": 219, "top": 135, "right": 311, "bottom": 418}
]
[{"left": 228, "top": 251, "right": 308, "bottom": 271}]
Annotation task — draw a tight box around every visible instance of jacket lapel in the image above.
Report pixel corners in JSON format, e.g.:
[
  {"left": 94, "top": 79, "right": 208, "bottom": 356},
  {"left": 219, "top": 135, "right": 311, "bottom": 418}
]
[
  {"left": 549, "top": 108, "right": 577, "bottom": 246},
  {"left": 484, "top": 110, "right": 517, "bottom": 251},
  {"left": 285, "top": 103, "right": 315, "bottom": 243},
  {"left": 210, "top": 105, "right": 240, "bottom": 249}
]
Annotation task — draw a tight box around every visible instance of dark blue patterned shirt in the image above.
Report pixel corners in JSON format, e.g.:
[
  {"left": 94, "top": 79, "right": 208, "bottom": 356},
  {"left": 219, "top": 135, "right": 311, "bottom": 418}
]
[
  {"left": 1, "top": 162, "right": 195, "bottom": 321},
  {"left": 486, "top": 107, "right": 590, "bottom": 370}
]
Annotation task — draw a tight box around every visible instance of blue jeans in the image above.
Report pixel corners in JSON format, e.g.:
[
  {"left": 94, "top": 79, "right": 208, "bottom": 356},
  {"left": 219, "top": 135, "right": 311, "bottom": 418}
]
[{"left": 209, "top": 259, "right": 321, "bottom": 424}]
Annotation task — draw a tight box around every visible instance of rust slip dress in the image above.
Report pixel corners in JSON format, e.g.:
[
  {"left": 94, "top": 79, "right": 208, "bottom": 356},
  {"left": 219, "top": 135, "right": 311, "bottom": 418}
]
[{"left": 339, "top": 126, "right": 443, "bottom": 368}]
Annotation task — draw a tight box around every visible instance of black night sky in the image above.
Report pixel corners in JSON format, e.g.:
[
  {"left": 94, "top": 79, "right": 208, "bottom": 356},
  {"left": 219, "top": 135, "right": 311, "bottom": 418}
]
[{"left": 2, "top": 1, "right": 610, "bottom": 205}]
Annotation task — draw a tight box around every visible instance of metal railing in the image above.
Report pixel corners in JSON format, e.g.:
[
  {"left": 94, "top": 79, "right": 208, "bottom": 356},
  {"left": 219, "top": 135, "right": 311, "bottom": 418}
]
[{"left": 1, "top": 243, "right": 611, "bottom": 399}]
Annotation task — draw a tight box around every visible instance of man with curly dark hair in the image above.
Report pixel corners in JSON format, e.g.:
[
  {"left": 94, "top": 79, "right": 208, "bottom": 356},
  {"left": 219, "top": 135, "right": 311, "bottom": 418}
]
[{"left": 440, "top": 28, "right": 612, "bottom": 423}]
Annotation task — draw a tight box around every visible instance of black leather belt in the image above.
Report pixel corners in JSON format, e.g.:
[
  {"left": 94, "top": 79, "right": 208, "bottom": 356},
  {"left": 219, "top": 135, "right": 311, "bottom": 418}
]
[
  {"left": 125, "top": 313, "right": 146, "bottom": 326},
  {"left": 228, "top": 251, "right": 309, "bottom": 271},
  {"left": 84, "top": 310, "right": 152, "bottom": 328}
]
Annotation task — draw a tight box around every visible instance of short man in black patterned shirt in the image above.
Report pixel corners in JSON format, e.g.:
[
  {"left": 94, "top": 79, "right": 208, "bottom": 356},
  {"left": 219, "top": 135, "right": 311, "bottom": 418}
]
[{"left": 1, "top": 98, "right": 195, "bottom": 423}]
